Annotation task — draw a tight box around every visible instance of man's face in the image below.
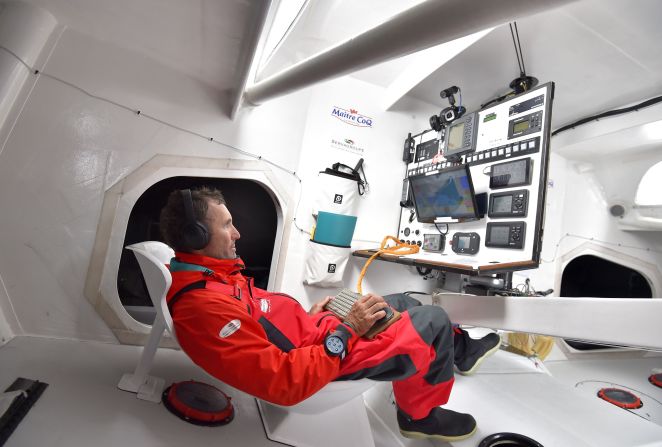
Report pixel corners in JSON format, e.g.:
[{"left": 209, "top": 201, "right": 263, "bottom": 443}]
[{"left": 199, "top": 202, "right": 240, "bottom": 259}]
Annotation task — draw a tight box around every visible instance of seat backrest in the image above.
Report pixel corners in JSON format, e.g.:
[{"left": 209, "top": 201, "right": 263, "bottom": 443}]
[{"left": 126, "top": 241, "right": 177, "bottom": 342}]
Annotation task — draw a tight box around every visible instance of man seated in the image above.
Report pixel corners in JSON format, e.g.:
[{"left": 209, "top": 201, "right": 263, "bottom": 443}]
[{"left": 158, "top": 187, "right": 500, "bottom": 442}]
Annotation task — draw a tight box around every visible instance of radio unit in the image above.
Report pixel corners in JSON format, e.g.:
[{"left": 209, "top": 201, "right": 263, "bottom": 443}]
[
  {"left": 488, "top": 189, "right": 529, "bottom": 218},
  {"left": 452, "top": 232, "right": 480, "bottom": 255},
  {"left": 485, "top": 222, "right": 526, "bottom": 249},
  {"left": 508, "top": 110, "right": 543, "bottom": 139}
]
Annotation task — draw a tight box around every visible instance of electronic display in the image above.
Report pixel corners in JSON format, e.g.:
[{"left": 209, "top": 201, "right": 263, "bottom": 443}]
[
  {"left": 457, "top": 235, "right": 472, "bottom": 249},
  {"left": 488, "top": 189, "right": 529, "bottom": 218},
  {"left": 508, "top": 110, "right": 542, "bottom": 139},
  {"left": 489, "top": 226, "right": 511, "bottom": 245},
  {"left": 513, "top": 121, "right": 530, "bottom": 133},
  {"left": 485, "top": 222, "right": 526, "bottom": 249},
  {"left": 446, "top": 122, "right": 465, "bottom": 152},
  {"left": 493, "top": 195, "right": 512, "bottom": 213},
  {"left": 443, "top": 112, "right": 477, "bottom": 157},
  {"left": 489, "top": 158, "right": 532, "bottom": 189},
  {"left": 451, "top": 232, "right": 480, "bottom": 254},
  {"left": 409, "top": 165, "right": 478, "bottom": 223},
  {"left": 423, "top": 233, "right": 444, "bottom": 252}
]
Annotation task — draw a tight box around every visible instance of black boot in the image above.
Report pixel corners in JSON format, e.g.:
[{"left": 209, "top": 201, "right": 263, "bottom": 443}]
[
  {"left": 397, "top": 407, "right": 477, "bottom": 441},
  {"left": 454, "top": 329, "right": 501, "bottom": 375}
]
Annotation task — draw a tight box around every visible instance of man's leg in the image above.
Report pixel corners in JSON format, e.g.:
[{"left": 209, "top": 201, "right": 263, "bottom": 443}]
[
  {"left": 453, "top": 326, "right": 501, "bottom": 375},
  {"left": 337, "top": 305, "right": 477, "bottom": 441},
  {"left": 385, "top": 293, "right": 501, "bottom": 376}
]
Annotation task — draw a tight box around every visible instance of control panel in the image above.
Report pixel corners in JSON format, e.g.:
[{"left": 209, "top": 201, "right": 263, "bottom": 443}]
[{"left": 394, "top": 82, "right": 553, "bottom": 273}]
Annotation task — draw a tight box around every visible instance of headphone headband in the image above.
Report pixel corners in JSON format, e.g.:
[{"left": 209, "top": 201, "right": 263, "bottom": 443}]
[{"left": 181, "top": 189, "right": 196, "bottom": 222}]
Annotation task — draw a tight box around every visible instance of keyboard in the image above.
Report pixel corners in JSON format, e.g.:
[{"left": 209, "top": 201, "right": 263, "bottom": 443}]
[{"left": 324, "top": 288, "right": 400, "bottom": 339}]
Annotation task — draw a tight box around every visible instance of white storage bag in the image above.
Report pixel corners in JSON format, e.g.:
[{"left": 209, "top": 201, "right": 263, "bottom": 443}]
[
  {"left": 303, "top": 240, "right": 351, "bottom": 288},
  {"left": 311, "top": 171, "right": 360, "bottom": 216}
]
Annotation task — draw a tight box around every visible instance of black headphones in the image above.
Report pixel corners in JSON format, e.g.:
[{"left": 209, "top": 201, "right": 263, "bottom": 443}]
[{"left": 180, "top": 189, "right": 209, "bottom": 250}]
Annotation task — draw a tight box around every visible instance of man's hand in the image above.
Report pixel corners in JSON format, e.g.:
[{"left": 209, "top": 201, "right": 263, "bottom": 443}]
[
  {"left": 343, "top": 293, "right": 389, "bottom": 337},
  {"left": 308, "top": 296, "right": 333, "bottom": 315}
]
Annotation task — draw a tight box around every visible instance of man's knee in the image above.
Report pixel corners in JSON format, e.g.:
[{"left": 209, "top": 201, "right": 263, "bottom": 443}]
[
  {"left": 406, "top": 305, "right": 451, "bottom": 346},
  {"left": 384, "top": 293, "right": 422, "bottom": 312}
]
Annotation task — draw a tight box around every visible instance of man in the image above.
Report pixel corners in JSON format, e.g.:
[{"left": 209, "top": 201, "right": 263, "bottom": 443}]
[{"left": 159, "top": 187, "right": 500, "bottom": 442}]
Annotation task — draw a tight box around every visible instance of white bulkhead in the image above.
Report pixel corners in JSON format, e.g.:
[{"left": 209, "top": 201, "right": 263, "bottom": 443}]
[{"left": 1, "top": 1, "right": 662, "bottom": 446}]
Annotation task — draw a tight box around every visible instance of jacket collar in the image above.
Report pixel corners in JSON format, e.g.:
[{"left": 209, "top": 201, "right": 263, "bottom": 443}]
[{"left": 173, "top": 252, "right": 245, "bottom": 277}]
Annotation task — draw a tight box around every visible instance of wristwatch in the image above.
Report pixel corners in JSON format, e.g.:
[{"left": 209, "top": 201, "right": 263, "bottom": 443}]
[{"left": 324, "top": 329, "right": 350, "bottom": 359}]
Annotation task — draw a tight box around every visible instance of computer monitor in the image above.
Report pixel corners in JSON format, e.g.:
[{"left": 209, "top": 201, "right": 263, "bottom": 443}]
[{"left": 409, "top": 164, "right": 478, "bottom": 223}]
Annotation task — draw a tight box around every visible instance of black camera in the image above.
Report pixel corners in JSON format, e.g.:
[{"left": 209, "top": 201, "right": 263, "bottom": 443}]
[{"left": 429, "top": 85, "right": 465, "bottom": 131}]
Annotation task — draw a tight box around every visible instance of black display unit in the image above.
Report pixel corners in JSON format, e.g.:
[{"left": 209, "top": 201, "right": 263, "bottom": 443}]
[{"left": 489, "top": 158, "right": 532, "bottom": 189}]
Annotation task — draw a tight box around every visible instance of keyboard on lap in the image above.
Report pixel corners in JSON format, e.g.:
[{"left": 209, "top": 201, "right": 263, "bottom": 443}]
[{"left": 324, "top": 288, "right": 401, "bottom": 339}]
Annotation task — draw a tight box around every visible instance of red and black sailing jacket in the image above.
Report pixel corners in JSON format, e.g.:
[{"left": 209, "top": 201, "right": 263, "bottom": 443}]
[{"left": 166, "top": 252, "right": 357, "bottom": 406}]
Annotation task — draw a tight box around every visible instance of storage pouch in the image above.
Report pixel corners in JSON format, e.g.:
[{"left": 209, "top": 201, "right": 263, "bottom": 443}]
[
  {"left": 303, "top": 240, "right": 351, "bottom": 288},
  {"left": 312, "top": 171, "right": 360, "bottom": 216}
]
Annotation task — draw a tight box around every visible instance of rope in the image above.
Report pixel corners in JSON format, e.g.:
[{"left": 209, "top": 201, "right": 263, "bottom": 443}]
[{"left": 356, "top": 236, "right": 419, "bottom": 294}]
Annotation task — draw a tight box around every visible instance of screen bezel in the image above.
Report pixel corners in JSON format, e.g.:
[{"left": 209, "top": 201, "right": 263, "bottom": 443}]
[{"left": 409, "top": 164, "right": 479, "bottom": 223}]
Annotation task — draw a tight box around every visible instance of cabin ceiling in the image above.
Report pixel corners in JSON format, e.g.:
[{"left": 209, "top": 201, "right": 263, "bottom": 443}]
[
  {"left": 19, "top": 0, "right": 267, "bottom": 94},
  {"left": 19, "top": 0, "right": 662, "bottom": 130}
]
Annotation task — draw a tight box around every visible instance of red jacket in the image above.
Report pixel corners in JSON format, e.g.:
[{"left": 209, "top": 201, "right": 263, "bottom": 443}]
[{"left": 166, "top": 252, "right": 357, "bottom": 406}]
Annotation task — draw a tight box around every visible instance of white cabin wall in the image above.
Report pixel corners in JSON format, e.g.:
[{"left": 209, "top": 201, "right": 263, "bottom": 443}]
[
  {"left": 278, "top": 76, "right": 440, "bottom": 309},
  {"left": 0, "top": 12, "right": 312, "bottom": 342},
  {"left": 515, "top": 113, "right": 662, "bottom": 295}
]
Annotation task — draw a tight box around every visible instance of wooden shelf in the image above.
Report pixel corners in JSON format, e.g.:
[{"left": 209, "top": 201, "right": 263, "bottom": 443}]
[{"left": 352, "top": 249, "right": 538, "bottom": 275}]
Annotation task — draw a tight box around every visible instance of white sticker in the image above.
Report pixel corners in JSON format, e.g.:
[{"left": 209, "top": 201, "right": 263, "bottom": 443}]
[
  {"left": 219, "top": 319, "right": 241, "bottom": 338},
  {"left": 260, "top": 299, "right": 271, "bottom": 313}
]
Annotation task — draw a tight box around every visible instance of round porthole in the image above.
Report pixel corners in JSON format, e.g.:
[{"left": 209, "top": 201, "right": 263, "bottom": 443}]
[
  {"left": 163, "top": 380, "right": 234, "bottom": 426},
  {"left": 597, "top": 387, "right": 643, "bottom": 409},
  {"left": 478, "top": 432, "right": 544, "bottom": 446}
]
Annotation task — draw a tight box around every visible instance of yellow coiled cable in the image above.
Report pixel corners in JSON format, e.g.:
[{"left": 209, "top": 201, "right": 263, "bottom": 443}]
[{"left": 356, "top": 236, "right": 420, "bottom": 294}]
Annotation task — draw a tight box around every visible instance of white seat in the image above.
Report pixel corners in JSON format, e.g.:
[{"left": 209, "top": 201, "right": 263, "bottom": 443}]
[
  {"left": 117, "top": 241, "right": 175, "bottom": 402},
  {"left": 119, "top": 241, "right": 376, "bottom": 446}
]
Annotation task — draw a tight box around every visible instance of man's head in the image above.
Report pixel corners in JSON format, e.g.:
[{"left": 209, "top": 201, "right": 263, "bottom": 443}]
[{"left": 160, "top": 187, "right": 240, "bottom": 259}]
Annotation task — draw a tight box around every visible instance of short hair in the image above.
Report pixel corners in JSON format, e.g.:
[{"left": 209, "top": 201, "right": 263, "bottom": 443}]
[{"left": 159, "top": 186, "right": 226, "bottom": 251}]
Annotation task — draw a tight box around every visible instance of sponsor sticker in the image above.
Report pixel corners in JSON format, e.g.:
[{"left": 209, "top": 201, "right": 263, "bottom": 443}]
[
  {"left": 330, "top": 138, "right": 366, "bottom": 155},
  {"left": 328, "top": 264, "right": 337, "bottom": 273},
  {"left": 331, "top": 106, "right": 373, "bottom": 128},
  {"left": 219, "top": 319, "right": 241, "bottom": 338},
  {"left": 334, "top": 194, "right": 343, "bottom": 204}
]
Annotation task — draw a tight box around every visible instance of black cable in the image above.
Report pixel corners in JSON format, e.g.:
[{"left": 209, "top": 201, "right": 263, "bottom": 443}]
[
  {"left": 509, "top": 23, "right": 524, "bottom": 75},
  {"left": 552, "top": 94, "right": 662, "bottom": 137},
  {"left": 434, "top": 222, "right": 449, "bottom": 235},
  {"left": 514, "top": 22, "right": 526, "bottom": 75},
  {"left": 481, "top": 91, "right": 515, "bottom": 110}
]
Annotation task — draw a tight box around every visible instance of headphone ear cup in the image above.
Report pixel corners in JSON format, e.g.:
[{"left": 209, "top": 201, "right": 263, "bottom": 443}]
[{"left": 182, "top": 221, "right": 209, "bottom": 251}]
